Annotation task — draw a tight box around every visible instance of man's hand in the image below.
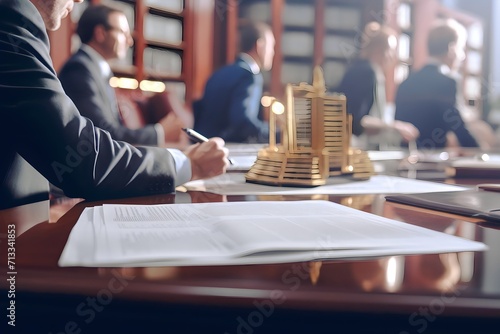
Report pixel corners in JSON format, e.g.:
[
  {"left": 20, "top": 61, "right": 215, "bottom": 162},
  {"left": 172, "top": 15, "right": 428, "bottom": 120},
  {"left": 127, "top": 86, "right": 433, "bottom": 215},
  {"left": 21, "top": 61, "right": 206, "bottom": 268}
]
[
  {"left": 183, "top": 137, "right": 229, "bottom": 180},
  {"left": 393, "top": 120, "right": 420, "bottom": 142}
]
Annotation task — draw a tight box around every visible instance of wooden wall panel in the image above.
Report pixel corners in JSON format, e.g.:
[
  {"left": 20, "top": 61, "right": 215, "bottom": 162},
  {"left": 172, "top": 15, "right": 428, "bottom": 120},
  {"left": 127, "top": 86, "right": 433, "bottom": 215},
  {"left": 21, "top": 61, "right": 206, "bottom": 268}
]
[
  {"left": 186, "top": 0, "right": 215, "bottom": 101},
  {"left": 48, "top": 19, "right": 73, "bottom": 73}
]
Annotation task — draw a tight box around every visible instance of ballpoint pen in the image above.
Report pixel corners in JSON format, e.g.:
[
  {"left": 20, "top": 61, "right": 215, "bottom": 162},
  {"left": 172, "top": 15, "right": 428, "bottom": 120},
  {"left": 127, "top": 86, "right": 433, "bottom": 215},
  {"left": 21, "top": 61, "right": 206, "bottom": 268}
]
[
  {"left": 182, "top": 128, "right": 234, "bottom": 165},
  {"left": 182, "top": 127, "right": 209, "bottom": 143}
]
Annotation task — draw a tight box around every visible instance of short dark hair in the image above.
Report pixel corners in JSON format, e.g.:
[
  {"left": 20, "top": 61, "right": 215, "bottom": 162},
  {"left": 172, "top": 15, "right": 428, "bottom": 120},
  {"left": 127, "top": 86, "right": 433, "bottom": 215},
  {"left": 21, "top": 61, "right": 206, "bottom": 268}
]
[
  {"left": 427, "top": 20, "right": 466, "bottom": 57},
  {"left": 76, "top": 4, "right": 123, "bottom": 44},
  {"left": 238, "top": 20, "right": 272, "bottom": 53}
]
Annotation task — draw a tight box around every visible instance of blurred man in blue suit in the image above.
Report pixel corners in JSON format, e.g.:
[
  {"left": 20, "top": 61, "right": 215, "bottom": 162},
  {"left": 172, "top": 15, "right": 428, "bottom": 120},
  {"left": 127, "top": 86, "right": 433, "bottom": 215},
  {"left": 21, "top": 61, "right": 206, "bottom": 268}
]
[
  {"left": 395, "top": 19, "right": 478, "bottom": 149},
  {"left": 194, "top": 21, "right": 275, "bottom": 143}
]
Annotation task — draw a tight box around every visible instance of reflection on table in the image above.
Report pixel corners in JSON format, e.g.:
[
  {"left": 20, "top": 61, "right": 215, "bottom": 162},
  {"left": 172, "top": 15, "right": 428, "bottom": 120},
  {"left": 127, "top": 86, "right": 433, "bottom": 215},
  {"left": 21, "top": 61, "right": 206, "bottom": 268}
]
[{"left": 1, "top": 164, "right": 500, "bottom": 333}]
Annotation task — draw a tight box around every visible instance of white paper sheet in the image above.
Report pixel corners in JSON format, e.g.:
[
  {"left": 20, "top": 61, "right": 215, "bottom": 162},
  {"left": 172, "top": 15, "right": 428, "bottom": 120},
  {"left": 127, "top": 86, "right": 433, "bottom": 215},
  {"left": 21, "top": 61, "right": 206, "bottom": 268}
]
[
  {"left": 227, "top": 155, "right": 258, "bottom": 172},
  {"left": 180, "top": 174, "right": 467, "bottom": 196},
  {"left": 59, "top": 200, "right": 486, "bottom": 267},
  {"left": 225, "top": 143, "right": 265, "bottom": 155},
  {"left": 225, "top": 148, "right": 407, "bottom": 172},
  {"left": 367, "top": 150, "right": 407, "bottom": 161},
  {"left": 59, "top": 208, "right": 96, "bottom": 265}
]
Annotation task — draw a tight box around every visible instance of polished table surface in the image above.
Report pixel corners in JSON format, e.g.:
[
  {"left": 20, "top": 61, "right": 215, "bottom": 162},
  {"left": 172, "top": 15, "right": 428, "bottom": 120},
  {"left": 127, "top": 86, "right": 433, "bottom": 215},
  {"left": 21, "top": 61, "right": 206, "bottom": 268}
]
[{"left": 1, "top": 173, "right": 500, "bottom": 333}]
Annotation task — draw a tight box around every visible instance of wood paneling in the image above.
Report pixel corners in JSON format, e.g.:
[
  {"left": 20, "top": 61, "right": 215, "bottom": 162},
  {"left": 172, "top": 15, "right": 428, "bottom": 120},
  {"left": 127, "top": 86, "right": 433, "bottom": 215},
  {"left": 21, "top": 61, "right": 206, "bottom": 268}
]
[
  {"left": 187, "top": 0, "right": 215, "bottom": 101},
  {"left": 48, "top": 19, "right": 73, "bottom": 73}
]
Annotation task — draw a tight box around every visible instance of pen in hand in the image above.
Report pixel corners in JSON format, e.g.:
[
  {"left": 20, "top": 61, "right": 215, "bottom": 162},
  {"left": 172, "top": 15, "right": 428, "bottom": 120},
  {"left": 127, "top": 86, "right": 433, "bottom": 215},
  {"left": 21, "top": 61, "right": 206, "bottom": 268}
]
[{"left": 182, "top": 128, "right": 234, "bottom": 165}]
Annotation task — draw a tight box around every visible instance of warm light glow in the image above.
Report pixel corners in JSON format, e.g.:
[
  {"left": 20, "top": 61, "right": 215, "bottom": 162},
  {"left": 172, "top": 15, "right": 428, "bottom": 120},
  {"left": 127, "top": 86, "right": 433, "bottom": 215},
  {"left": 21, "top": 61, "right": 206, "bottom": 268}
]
[
  {"left": 261, "top": 95, "right": 274, "bottom": 108},
  {"left": 140, "top": 80, "right": 166, "bottom": 93},
  {"left": 109, "top": 77, "right": 120, "bottom": 88},
  {"left": 109, "top": 77, "right": 138, "bottom": 90},
  {"left": 385, "top": 256, "right": 404, "bottom": 292},
  {"left": 386, "top": 256, "right": 398, "bottom": 288},
  {"left": 271, "top": 101, "right": 285, "bottom": 115}
]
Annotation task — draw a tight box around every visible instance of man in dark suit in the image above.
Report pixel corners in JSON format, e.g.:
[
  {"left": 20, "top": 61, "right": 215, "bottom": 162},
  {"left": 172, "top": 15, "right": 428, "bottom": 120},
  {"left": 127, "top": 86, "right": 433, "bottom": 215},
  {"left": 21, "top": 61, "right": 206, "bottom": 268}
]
[
  {"left": 395, "top": 19, "right": 478, "bottom": 149},
  {"left": 59, "top": 4, "right": 171, "bottom": 146},
  {"left": 337, "top": 22, "right": 419, "bottom": 150},
  {"left": 193, "top": 21, "right": 275, "bottom": 143},
  {"left": 0, "top": 0, "right": 228, "bottom": 209}
]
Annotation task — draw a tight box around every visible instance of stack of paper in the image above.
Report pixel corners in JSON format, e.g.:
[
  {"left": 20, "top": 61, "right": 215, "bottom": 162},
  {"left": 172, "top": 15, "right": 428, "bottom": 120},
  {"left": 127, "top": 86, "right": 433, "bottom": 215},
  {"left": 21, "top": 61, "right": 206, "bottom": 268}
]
[{"left": 59, "top": 201, "right": 486, "bottom": 267}]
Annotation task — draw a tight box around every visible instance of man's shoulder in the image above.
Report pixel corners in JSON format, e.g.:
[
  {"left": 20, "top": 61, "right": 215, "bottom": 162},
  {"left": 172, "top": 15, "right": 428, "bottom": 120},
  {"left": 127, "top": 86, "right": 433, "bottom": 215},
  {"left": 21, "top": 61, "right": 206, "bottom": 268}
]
[
  {"left": 60, "top": 49, "right": 94, "bottom": 74},
  {"left": 65, "top": 49, "right": 92, "bottom": 65},
  {"left": 219, "top": 61, "right": 252, "bottom": 74},
  {"left": 208, "top": 61, "right": 252, "bottom": 83},
  {"left": 397, "top": 65, "right": 457, "bottom": 103},
  {"left": 403, "top": 65, "right": 455, "bottom": 88},
  {"left": 0, "top": 0, "right": 40, "bottom": 23},
  {"left": 0, "top": 0, "right": 48, "bottom": 51}
]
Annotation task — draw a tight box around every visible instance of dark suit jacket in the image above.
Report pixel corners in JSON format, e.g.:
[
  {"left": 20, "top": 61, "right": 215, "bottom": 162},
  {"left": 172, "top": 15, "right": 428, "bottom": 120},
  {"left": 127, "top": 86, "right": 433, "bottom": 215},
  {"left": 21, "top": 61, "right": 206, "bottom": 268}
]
[
  {"left": 395, "top": 64, "right": 478, "bottom": 149},
  {"left": 0, "top": 0, "right": 177, "bottom": 209},
  {"left": 336, "top": 59, "right": 377, "bottom": 136},
  {"left": 59, "top": 47, "right": 159, "bottom": 146},
  {"left": 193, "top": 57, "right": 269, "bottom": 143}
]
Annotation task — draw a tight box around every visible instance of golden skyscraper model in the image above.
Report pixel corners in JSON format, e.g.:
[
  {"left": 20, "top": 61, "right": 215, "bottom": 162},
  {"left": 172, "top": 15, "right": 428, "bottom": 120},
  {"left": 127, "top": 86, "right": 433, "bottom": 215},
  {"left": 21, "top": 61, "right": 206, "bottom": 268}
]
[{"left": 245, "top": 66, "right": 374, "bottom": 186}]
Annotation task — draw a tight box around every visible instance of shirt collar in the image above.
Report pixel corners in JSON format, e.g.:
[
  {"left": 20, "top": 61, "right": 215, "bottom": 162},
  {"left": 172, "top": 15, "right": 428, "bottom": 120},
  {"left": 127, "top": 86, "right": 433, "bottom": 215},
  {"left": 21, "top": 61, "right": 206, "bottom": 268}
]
[
  {"left": 239, "top": 53, "right": 261, "bottom": 75},
  {"left": 81, "top": 44, "right": 112, "bottom": 78},
  {"left": 427, "top": 57, "right": 451, "bottom": 75}
]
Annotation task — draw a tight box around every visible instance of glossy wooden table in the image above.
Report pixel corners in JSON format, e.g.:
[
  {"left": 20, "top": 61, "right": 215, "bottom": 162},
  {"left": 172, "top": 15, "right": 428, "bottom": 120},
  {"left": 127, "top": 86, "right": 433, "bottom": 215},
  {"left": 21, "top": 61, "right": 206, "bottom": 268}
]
[{"left": 1, "top": 180, "right": 500, "bottom": 333}]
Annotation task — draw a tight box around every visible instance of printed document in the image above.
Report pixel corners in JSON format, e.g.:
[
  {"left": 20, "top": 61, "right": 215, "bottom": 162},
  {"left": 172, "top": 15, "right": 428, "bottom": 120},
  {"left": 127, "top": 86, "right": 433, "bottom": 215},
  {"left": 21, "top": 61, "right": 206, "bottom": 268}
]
[{"left": 59, "top": 200, "right": 486, "bottom": 267}]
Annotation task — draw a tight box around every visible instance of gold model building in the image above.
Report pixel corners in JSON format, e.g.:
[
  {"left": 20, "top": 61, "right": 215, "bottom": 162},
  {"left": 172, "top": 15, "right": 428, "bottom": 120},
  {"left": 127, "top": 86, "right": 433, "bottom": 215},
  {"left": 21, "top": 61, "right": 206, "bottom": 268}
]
[{"left": 245, "top": 66, "right": 374, "bottom": 186}]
